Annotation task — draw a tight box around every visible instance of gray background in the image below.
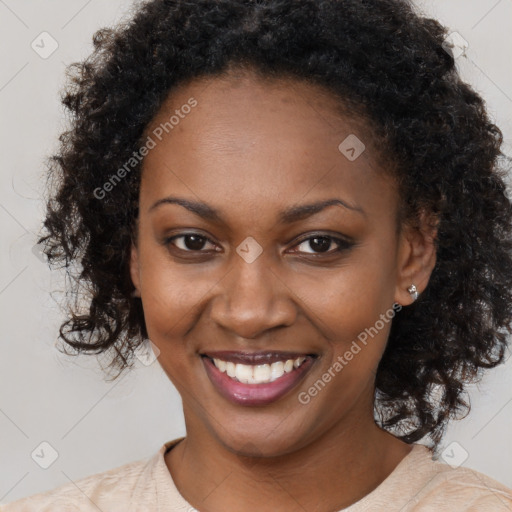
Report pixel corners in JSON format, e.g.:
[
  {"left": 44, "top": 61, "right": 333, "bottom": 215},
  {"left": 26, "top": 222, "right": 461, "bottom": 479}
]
[{"left": 1, "top": 0, "right": 511, "bottom": 503}]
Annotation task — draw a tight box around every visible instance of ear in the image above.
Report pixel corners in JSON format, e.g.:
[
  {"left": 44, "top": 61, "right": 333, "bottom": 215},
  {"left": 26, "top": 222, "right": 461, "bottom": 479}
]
[
  {"left": 130, "top": 243, "right": 142, "bottom": 298},
  {"left": 394, "top": 210, "right": 438, "bottom": 306}
]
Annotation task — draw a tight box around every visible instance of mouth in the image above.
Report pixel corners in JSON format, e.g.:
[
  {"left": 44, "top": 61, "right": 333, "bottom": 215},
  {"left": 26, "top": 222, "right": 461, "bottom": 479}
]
[{"left": 200, "top": 351, "right": 318, "bottom": 406}]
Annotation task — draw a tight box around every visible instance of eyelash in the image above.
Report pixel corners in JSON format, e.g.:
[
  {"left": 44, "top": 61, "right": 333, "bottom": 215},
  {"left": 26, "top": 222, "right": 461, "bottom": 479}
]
[{"left": 163, "top": 232, "right": 353, "bottom": 257}]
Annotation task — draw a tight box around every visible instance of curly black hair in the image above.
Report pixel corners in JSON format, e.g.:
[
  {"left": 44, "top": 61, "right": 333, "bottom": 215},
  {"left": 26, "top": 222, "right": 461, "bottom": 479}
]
[{"left": 37, "top": 0, "right": 512, "bottom": 450}]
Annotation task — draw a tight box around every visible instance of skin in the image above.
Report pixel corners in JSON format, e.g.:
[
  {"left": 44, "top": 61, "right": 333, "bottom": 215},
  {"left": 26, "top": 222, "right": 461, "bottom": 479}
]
[{"left": 129, "top": 67, "right": 437, "bottom": 511}]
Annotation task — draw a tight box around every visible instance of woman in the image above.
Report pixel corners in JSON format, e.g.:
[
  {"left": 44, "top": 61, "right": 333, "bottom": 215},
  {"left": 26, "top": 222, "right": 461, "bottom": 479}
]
[{"left": 3, "top": 0, "right": 512, "bottom": 510}]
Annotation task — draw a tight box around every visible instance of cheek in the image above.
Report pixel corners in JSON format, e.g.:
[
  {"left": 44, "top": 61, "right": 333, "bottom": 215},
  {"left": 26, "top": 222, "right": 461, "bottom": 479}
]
[
  {"left": 293, "top": 241, "right": 398, "bottom": 369},
  {"left": 136, "top": 241, "right": 207, "bottom": 342},
  {"left": 140, "top": 274, "right": 206, "bottom": 342},
  {"left": 301, "top": 245, "right": 396, "bottom": 329},
  {"left": 137, "top": 259, "right": 206, "bottom": 392}
]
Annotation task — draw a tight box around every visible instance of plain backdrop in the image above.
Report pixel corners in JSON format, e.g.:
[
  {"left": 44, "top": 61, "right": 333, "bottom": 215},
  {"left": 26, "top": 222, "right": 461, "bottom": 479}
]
[{"left": 1, "top": 0, "right": 511, "bottom": 504}]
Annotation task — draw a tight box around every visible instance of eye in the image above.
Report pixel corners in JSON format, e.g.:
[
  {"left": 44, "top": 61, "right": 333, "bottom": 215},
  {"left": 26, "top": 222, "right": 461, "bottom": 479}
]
[
  {"left": 165, "top": 233, "right": 217, "bottom": 252},
  {"left": 164, "top": 232, "right": 353, "bottom": 257},
  {"left": 292, "top": 234, "right": 353, "bottom": 255}
]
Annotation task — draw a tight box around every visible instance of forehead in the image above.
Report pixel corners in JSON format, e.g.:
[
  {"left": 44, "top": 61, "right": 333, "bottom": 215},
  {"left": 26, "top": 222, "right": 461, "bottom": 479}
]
[{"left": 139, "top": 70, "right": 396, "bottom": 223}]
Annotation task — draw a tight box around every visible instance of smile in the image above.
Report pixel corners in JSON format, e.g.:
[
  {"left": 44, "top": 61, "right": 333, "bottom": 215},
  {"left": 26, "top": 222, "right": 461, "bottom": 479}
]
[
  {"left": 201, "top": 351, "right": 317, "bottom": 406},
  {"left": 210, "top": 356, "right": 306, "bottom": 384}
]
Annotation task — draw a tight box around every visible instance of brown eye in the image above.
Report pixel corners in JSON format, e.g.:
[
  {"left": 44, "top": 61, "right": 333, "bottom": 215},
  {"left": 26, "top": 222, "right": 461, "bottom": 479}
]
[
  {"left": 293, "top": 234, "right": 353, "bottom": 255},
  {"left": 299, "top": 236, "right": 332, "bottom": 253},
  {"left": 165, "top": 233, "right": 216, "bottom": 252}
]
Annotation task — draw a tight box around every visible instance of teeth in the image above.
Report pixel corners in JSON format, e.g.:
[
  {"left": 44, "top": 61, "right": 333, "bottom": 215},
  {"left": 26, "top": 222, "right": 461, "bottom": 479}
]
[
  {"left": 254, "top": 364, "right": 271, "bottom": 382},
  {"left": 212, "top": 356, "right": 307, "bottom": 384},
  {"left": 226, "top": 361, "right": 236, "bottom": 378},
  {"left": 235, "top": 363, "right": 253, "bottom": 384},
  {"left": 271, "top": 361, "right": 284, "bottom": 381}
]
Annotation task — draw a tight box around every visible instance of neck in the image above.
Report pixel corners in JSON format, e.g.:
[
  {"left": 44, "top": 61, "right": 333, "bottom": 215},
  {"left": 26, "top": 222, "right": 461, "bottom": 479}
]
[{"left": 165, "top": 414, "right": 412, "bottom": 511}]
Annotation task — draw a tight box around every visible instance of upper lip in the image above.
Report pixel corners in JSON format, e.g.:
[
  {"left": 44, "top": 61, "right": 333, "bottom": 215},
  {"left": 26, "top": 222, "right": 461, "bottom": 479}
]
[{"left": 201, "top": 351, "right": 316, "bottom": 365}]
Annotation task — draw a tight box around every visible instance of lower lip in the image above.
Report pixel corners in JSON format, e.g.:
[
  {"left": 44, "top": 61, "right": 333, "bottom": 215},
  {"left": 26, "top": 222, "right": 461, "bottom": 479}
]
[{"left": 202, "top": 356, "right": 316, "bottom": 406}]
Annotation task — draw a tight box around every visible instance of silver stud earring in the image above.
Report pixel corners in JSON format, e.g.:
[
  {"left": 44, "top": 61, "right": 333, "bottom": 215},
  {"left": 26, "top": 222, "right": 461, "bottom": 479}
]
[{"left": 407, "top": 284, "right": 419, "bottom": 301}]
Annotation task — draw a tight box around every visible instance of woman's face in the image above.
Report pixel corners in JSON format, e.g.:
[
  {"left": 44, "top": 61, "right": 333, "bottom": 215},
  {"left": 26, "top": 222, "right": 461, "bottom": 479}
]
[{"left": 130, "top": 70, "right": 430, "bottom": 456}]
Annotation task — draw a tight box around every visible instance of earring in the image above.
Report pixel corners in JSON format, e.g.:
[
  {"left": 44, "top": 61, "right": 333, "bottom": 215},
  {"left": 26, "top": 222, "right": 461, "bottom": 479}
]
[{"left": 407, "top": 284, "right": 419, "bottom": 301}]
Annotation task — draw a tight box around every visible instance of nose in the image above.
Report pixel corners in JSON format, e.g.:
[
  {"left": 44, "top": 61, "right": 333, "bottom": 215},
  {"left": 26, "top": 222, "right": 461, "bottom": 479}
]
[{"left": 209, "top": 252, "right": 298, "bottom": 340}]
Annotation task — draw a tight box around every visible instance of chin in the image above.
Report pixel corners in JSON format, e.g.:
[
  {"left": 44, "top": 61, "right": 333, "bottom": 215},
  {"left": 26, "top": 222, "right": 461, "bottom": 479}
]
[{"left": 211, "top": 421, "right": 313, "bottom": 459}]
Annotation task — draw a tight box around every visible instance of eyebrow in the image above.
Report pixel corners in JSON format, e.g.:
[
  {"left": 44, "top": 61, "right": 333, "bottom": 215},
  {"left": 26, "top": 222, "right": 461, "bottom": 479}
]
[{"left": 148, "top": 196, "right": 365, "bottom": 223}]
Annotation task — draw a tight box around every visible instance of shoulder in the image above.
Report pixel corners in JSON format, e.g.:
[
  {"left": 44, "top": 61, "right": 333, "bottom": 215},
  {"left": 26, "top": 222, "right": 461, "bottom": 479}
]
[
  {"left": 405, "top": 445, "right": 512, "bottom": 511},
  {"left": 358, "top": 444, "right": 512, "bottom": 511},
  {"left": 0, "top": 452, "right": 157, "bottom": 512},
  {"left": 423, "top": 462, "right": 512, "bottom": 510}
]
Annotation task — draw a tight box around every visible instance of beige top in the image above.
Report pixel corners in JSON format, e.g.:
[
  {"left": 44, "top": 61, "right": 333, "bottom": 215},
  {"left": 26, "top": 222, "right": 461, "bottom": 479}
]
[{"left": 2, "top": 437, "right": 511, "bottom": 511}]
